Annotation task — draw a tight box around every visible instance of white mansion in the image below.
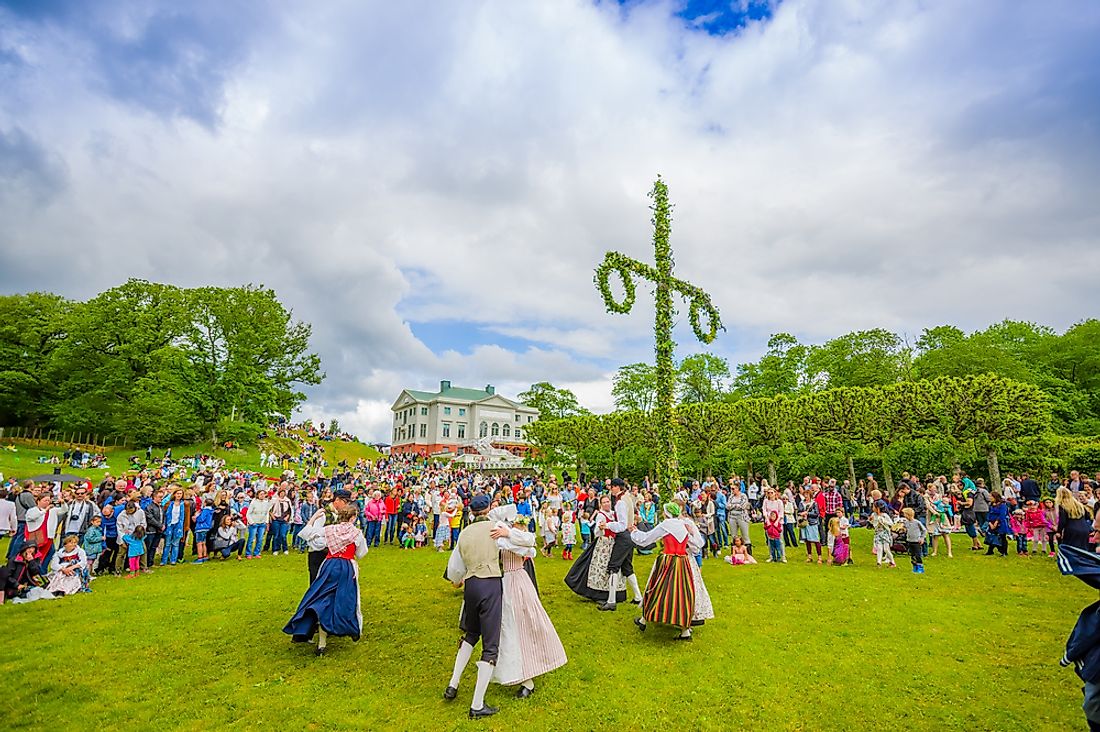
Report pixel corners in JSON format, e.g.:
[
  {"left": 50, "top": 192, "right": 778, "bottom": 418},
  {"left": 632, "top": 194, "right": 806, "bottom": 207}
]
[{"left": 389, "top": 380, "right": 539, "bottom": 457}]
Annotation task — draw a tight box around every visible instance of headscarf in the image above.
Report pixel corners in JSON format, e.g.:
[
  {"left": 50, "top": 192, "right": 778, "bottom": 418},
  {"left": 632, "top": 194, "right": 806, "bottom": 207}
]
[
  {"left": 323, "top": 522, "right": 359, "bottom": 554},
  {"left": 662, "top": 502, "right": 681, "bottom": 519}
]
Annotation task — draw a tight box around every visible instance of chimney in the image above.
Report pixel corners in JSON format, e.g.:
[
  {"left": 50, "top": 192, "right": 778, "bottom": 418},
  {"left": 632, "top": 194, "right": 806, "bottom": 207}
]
[
  {"left": 485, "top": 384, "right": 495, "bottom": 395},
  {"left": 440, "top": 380, "right": 451, "bottom": 391}
]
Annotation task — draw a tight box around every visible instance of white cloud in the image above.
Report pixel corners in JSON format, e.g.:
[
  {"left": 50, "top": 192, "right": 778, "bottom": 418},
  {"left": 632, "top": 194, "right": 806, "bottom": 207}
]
[{"left": 1, "top": 0, "right": 1098, "bottom": 440}]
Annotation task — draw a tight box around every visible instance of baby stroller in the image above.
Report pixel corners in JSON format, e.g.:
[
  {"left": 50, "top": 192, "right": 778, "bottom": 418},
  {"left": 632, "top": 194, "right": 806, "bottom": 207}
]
[{"left": 890, "top": 520, "right": 908, "bottom": 556}]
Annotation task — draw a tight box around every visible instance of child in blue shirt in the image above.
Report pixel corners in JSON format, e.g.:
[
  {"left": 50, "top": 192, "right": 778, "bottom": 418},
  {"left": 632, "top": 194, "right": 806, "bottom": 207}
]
[
  {"left": 193, "top": 500, "right": 214, "bottom": 564},
  {"left": 579, "top": 511, "right": 593, "bottom": 550},
  {"left": 121, "top": 526, "right": 146, "bottom": 578},
  {"left": 82, "top": 515, "right": 105, "bottom": 576}
]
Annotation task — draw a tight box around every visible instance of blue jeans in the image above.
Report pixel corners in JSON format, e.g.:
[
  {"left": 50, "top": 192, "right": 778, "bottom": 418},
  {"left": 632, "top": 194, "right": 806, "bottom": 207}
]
[
  {"left": 767, "top": 537, "right": 784, "bottom": 561},
  {"left": 270, "top": 520, "right": 289, "bottom": 552},
  {"left": 365, "top": 520, "right": 381, "bottom": 547},
  {"left": 246, "top": 524, "right": 267, "bottom": 556},
  {"left": 162, "top": 526, "right": 183, "bottom": 565},
  {"left": 385, "top": 514, "right": 398, "bottom": 543},
  {"left": 716, "top": 514, "right": 729, "bottom": 547},
  {"left": 918, "top": 515, "right": 928, "bottom": 556},
  {"left": 290, "top": 523, "right": 304, "bottom": 550}
]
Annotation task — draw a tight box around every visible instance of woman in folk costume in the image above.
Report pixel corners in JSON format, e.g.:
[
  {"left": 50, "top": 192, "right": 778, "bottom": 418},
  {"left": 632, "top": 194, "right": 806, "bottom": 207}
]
[
  {"left": 472, "top": 506, "right": 566, "bottom": 698},
  {"left": 283, "top": 506, "right": 368, "bottom": 656},
  {"left": 46, "top": 534, "right": 90, "bottom": 596},
  {"left": 564, "top": 494, "right": 626, "bottom": 604},
  {"left": 630, "top": 502, "right": 705, "bottom": 640}
]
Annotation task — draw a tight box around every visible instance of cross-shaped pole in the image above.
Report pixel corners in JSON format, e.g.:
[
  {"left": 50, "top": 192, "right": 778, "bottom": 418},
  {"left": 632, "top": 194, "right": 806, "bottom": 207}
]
[{"left": 594, "top": 177, "right": 723, "bottom": 495}]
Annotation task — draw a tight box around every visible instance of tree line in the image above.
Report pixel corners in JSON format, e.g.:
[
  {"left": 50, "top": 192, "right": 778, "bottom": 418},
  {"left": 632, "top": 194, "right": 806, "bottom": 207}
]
[
  {"left": 0, "top": 279, "right": 323, "bottom": 446},
  {"left": 519, "top": 319, "right": 1100, "bottom": 490}
]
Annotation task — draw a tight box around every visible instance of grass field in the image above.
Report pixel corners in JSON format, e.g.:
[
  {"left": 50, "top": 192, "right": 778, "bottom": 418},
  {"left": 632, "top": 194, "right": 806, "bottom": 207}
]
[
  {"left": 0, "top": 527, "right": 1091, "bottom": 732},
  {"left": 0, "top": 433, "right": 382, "bottom": 483}
]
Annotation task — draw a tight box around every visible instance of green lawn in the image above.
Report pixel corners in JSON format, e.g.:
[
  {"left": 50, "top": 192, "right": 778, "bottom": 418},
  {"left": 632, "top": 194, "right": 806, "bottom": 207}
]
[
  {"left": 0, "top": 527, "right": 1091, "bottom": 732},
  {"left": 0, "top": 432, "right": 381, "bottom": 483}
]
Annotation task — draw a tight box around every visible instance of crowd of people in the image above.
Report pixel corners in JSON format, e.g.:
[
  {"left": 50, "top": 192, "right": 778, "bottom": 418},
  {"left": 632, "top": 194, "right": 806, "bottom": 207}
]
[{"left": 0, "top": 447, "right": 1097, "bottom": 603}]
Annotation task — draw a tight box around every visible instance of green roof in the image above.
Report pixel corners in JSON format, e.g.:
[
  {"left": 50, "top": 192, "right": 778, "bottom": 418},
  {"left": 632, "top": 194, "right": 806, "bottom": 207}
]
[{"left": 405, "top": 385, "right": 526, "bottom": 406}]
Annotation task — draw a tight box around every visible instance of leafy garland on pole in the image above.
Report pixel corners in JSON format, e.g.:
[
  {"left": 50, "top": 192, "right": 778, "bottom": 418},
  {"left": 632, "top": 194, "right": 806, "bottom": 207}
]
[{"left": 594, "top": 177, "right": 723, "bottom": 496}]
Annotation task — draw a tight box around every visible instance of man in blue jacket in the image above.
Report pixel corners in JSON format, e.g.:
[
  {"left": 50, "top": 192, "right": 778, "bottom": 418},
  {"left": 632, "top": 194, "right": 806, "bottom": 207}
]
[{"left": 1057, "top": 544, "right": 1100, "bottom": 730}]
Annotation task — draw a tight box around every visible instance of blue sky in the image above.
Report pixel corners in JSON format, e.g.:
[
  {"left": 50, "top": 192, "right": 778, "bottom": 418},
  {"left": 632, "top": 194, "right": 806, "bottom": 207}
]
[{"left": 1, "top": 0, "right": 1098, "bottom": 440}]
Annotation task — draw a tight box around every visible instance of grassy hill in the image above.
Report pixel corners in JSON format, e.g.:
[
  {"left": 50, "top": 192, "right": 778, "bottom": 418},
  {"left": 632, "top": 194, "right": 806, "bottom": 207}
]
[{"left": 0, "top": 430, "right": 381, "bottom": 481}]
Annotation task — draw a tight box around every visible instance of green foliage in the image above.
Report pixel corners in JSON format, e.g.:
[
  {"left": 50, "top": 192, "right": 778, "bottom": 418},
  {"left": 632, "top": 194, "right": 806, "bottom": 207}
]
[
  {"left": 731, "top": 332, "right": 809, "bottom": 398},
  {"left": 0, "top": 279, "right": 323, "bottom": 446},
  {"left": 677, "top": 353, "right": 730, "bottom": 404},
  {"left": 517, "top": 382, "right": 589, "bottom": 421},
  {"left": 611, "top": 362, "right": 657, "bottom": 413},
  {"left": 593, "top": 177, "right": 723, "bottom": 494}
]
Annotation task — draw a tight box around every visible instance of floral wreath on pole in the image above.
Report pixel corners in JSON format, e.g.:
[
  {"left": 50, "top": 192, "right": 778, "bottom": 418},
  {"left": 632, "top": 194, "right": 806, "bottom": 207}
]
[{"left": 593, "top": 177, "right": 723, "bottom": 497}]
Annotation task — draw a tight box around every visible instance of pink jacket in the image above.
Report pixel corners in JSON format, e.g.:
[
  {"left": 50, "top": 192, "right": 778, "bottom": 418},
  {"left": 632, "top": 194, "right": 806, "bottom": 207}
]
[{"left": 364, "top": 498, "right": 386, "bottom": 521}]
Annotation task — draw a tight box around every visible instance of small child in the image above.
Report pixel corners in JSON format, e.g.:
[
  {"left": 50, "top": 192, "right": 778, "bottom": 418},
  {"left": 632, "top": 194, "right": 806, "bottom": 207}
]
[
  {"left": 1043, "top": 499, "right": 1058, "bottom": 557},
  {"left": 1024, "top": 500, "right": 1050, "bottom": 556},
  {"left": 82, "top": 515, "right": 105, "bottom": 576},
  {"left": 579, "top": 511, "right": 592, "bottom": 550},
  {"left": 870, "top": 501, "right": 896, "bottom": 568},
  {"left": 764, "top": 510, "right": 784, "bottom": 563},
  {"left": 193, "top": 499, "right": 214, "bottom": 564},
  {"left": 541, "top": 508, "right": 559, "bottom": 557},
  {"left": 414, "top": 520, "right": 427, "bottom": 548},
  {"left": 726, "top": 536, "right": 757, "bottom": 565},
  {"left": 1010, "top": 509, "right": 1028, "bottom": 556},
  {"left": 901, "top": 507, "right": 927, "bottom": 574},
  {"left": 399, "top": 522, "right": 414, "bottom": 550},
  {"left": 832, "top": 509, "right": 852, "bottom": 565},
  {"left": 121, "top": 525, "right": 147, "bottom": 578},
  {"left": 46, "top": 535, "right": 90, "bottom": 595},
  {"left": 826, "top": 516, "right": 840, "bottom": 563},
  {"left": 560, "top": 503, "right": 576, "bottom": 560}
]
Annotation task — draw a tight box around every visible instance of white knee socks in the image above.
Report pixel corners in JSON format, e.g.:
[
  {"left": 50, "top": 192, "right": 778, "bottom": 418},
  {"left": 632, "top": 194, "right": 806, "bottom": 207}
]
[
  {"left": 606, "top": 572, "right": 620, "bottom": 604},
  {"left": 626, "top": 573, "right": 641, "bottom": 601},
  {"left": 471, "top": 660, "right": 494, "bottom": 709},
  {"left": 449, "top": 640, "right": 475, "bottom": 689},
  {"left": 678, "top": 628, "right": 692, "bottom": 638},
  {"left": 521, "top": 679, "right": 534, "bottom": 690},
  {"left": 317, "top": 629, "right": 328, "bottom": 649}
]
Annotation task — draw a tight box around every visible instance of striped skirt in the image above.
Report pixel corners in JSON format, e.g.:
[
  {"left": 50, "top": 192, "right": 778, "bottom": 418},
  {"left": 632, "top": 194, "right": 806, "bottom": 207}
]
[{"left": 641, "top": 553, "right": 695, "bottom": 630}]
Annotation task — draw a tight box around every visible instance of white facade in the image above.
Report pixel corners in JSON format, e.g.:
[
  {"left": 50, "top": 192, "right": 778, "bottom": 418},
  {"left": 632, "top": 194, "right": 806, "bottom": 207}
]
[{"left": 389, "top": 380, "right": 539, "bottom": 456}]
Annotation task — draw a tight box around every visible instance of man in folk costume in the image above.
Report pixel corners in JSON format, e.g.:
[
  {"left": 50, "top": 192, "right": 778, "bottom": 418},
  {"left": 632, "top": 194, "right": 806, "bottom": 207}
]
[
  {"left": 630, "top": 502, "right": 705, "bottom": 640},
  {"left": 301, "top": 488, "right": 355, "bottom": 584},
  {"left": 598, "top": 478, "right": 642, "bottom": 611},
  {"left": 443, "top": 494, "right": 508, "bottom": 720},
  {"left": 486, "top": 506, "right": 567, "bottom": 698}
]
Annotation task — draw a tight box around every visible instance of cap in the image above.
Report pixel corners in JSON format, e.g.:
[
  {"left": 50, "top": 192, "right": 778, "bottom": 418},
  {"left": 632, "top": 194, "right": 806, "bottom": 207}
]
[
  {"left": 611, "top": 478, "right": 626, "bottom": 488},
  {"left": 333, "top": 489, "right": 353, "bottom": 500},
  {"left": 469, "top": 494, "right": 491, "bottom": 512}
]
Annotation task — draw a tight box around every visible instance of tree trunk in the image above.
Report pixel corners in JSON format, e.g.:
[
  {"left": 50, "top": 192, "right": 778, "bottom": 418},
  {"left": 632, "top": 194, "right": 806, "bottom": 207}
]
[
  {"left": 768, "top": 459, "right": 777, "bottom": 489},
  {"left": 986, "top": 446, "right": 1001, "bottom": 492},
  {"left": 612, "top": 453, "right": 620, "bottom": 479},
  {"left": 847, "top": 455, "right": 857, "bottom": 494},
  {"left": 882, "top": 461, "right": 894, "bottom": 493}
]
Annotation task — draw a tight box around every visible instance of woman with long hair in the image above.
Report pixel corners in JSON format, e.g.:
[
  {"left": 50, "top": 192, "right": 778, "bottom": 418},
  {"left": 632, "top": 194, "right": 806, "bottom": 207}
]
[{"left": 1056, "top": 487, "right": 1093, "bottom": 551}]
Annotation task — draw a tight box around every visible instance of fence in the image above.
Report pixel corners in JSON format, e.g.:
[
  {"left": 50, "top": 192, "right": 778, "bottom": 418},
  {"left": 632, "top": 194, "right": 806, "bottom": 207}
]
[{"left": 0, "top": 426, "right": 128, "bottom": 452}]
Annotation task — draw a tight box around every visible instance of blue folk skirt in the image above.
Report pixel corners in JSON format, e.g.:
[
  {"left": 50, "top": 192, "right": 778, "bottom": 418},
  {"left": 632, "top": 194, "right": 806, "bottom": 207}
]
[{"left": 283, "top": 557, "right": 362, "bottom": 641}]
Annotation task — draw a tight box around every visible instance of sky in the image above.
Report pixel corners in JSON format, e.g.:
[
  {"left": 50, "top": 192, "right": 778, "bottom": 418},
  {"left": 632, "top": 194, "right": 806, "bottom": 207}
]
[{"left": 1, "top": 0, "right": 1099, "bottom": 442}]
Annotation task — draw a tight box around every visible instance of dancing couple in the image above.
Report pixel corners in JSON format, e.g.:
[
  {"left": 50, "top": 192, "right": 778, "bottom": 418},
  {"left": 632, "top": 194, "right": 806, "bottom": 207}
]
[
  {"left": 443, "top": 494, "right": 567, "bottom": 719},
  {"left": 564, "top": 478, "right": 643, "bottom": 609}
]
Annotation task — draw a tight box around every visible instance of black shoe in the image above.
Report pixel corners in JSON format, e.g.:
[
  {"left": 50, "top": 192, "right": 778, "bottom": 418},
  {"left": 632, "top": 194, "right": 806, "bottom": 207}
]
[
  {"left": 314, "top": 645, "right": 327, "bottom": 656},
  {"left": 690, "top": 619, "right": 705, "bottom": 627},
  {"left": 673, "top": 634, "right": 693, "bottom": 642},
  {"left": 629, "top": 599, "right": 641, "bottom": 605},
  {"left": 443, "top": 686, "right": 458, "bottom": 701},
  {"left": 469, "top": 705, "right": 499, "bottom": 719},
  {"left": 516, "top": 685, "right": 534, "bottom": 699},
  {"left": 634, "top": 617, "right": 646, "bottom": 632},
  {"left": 597, "top": 602, "right": 617, "bottom": 611}
]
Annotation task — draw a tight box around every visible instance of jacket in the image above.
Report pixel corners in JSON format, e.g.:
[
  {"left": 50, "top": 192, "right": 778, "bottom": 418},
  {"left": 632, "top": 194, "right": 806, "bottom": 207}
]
[
  {"left": 1062, "top": 601, "right": 1100, "bottom": 683},
  {"left": 145, "top": 502, "right": 164, "bottom": 533}
]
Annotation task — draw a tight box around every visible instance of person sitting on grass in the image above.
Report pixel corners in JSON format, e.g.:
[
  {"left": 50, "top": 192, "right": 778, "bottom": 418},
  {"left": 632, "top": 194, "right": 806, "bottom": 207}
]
[
  {"left": 725, "top": 536, "right": 756, "bottom": 565},
  {"left": 2, "top": 544, "right": 47, "bottom": 603},
  {"left": 46, "top": 534, "right": 90, "bottom": 596}
]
